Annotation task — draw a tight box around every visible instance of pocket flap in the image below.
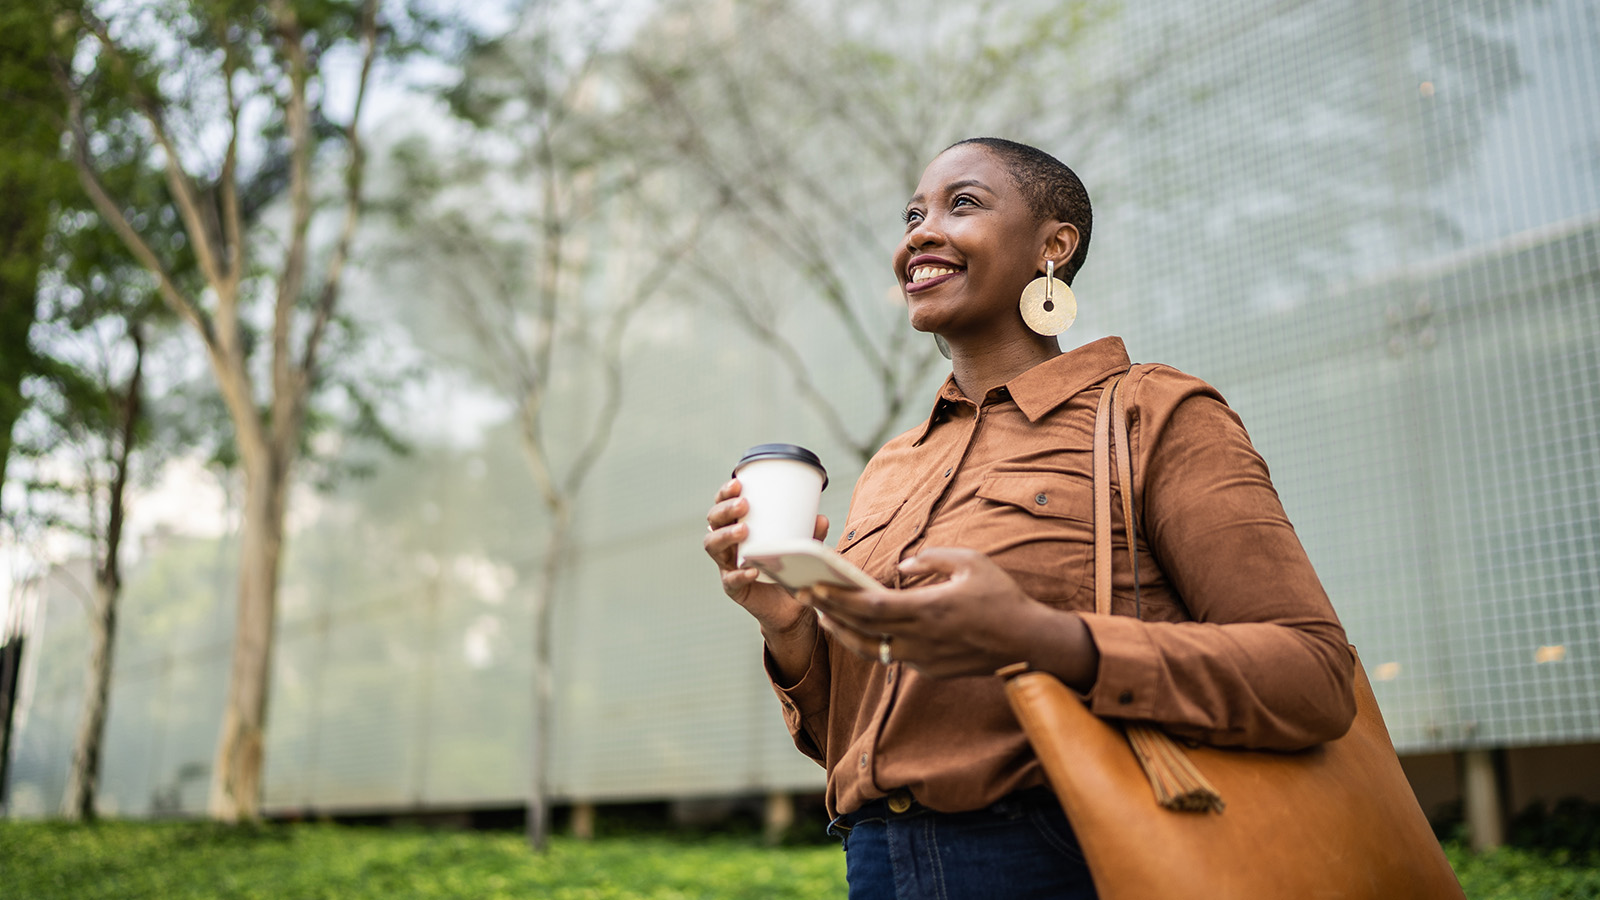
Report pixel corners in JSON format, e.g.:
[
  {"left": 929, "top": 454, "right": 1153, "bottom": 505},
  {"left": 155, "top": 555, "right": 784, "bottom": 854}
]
[
  {"left": 976, "top": 471, "right": 1092, "bottom": 522},
  {"left": 835, "top": 501, "right": 901, "bottom": 551}
]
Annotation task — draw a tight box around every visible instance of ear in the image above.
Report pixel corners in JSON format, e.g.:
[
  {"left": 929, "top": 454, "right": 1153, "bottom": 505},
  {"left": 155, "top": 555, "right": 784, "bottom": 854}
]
[{"left": 1038, "top": 222, "right": 1080, "bottom": 274}]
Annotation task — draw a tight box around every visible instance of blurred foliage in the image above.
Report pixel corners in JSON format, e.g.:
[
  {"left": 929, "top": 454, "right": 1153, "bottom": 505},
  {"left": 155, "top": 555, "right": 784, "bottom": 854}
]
[
  {"left": 10, "top": 113, "right": 194, "bottom": 545},
  {"left": 0, "top": 821, "right": 849, "bottom": 899},
  {"left": 39, "top": 0, "right": 455, "bottom": 492},
  {"left": 1511, "top": 798, "right": 1600, "bottom": 861},
  {"left": 620, "top": 0, "right": 1144, "bottom": 462},
  {"left": 0, "top": 0, "right": 75, "bottom": 508},
  {"left": 1445, "top": 842, "right": 1600, "bottom": 900}
]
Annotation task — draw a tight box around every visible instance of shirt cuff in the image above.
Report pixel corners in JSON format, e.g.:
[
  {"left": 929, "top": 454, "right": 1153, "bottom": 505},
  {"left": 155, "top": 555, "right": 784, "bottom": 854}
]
[
  {"left": 1079, "top": 613, "right": 1162, "bottom": 720},
  {"left": 764, "top": 626, "right": 830, "bottom": 732}
]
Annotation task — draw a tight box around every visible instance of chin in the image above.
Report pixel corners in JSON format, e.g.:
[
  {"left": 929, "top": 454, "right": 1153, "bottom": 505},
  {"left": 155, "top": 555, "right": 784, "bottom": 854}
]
[{"left": 904, "top": 300, "right": 949, "bottom": 335}]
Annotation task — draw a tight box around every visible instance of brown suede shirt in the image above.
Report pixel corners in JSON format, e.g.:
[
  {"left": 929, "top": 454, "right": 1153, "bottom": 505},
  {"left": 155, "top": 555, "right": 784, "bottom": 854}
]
[{"left": 766, "top": 336, "right": 1356, "bottom": 818}]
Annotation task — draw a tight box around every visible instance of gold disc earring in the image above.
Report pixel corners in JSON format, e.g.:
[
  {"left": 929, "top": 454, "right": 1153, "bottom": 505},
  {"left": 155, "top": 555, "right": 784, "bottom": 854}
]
[{"left": 1019, "top": 260, "right": 1076, "bottom": 336}]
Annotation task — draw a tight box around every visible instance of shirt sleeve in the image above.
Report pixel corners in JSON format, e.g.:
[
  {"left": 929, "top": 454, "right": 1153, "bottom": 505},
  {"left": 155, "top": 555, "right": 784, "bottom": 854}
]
[
  {"left": 764, "top": 620, "right": 832, "bottom": 765},
  {"left": 1078, "top": 367, "right": 1356, "bottom": 750}
]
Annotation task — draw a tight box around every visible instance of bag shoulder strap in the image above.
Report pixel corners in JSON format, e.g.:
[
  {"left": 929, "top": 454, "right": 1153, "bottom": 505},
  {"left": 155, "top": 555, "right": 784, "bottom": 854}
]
[
  {"left": 1093, "top": 366, "right": 1223, "bottom": 812},
  {"left": 1092, "top": 374, "right": 1121, "bottom": 616},
  {"left": 1093, "top": 371, "right": 1141, "bottom": 618}
]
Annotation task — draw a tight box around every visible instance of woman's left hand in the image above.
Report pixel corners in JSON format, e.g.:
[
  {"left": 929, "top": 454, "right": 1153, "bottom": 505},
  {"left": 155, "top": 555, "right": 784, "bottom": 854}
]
[{"left": 802, "top": 547, "right": 1097, "bottom": 684}]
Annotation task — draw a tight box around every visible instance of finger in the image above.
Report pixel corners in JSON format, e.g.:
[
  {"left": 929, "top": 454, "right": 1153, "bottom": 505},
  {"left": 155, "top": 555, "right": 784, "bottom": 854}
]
[
  {"left": 721, "top": 566, "right": 761, "bottom": 596},
  {"left": 808, "top": 587, "right": 921, "bottom": 628},
  {"left": 706, "top": 496, "right": 749, "bottom": 529},
  {"left": 819, "top": 611, "right": 918, "bottom": 665},
  {"left": 812, "top": 514, "right": 830, "bottom": 543},
  {"left": 703, "top": 521, "right": 748, "bottom": 565},
  {"left": 713, "top": 478, "right": 744, "bottom": 503},
  {"left": 816, "top": 610, "right": 881, "bottom": 656},
  {"left": 896, "top": 546, "right": 980, "bottom": 579}
]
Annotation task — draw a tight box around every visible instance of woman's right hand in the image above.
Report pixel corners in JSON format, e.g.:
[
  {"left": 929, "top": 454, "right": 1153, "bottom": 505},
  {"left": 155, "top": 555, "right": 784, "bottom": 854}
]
[{"left": 703, "top": 478, "right": 828, "bottom": 637}]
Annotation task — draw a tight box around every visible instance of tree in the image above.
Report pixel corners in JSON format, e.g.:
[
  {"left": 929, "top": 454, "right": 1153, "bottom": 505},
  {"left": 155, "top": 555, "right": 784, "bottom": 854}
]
[
  {"left": 38, "top": 325, "right": 148, "bottom": 822},
  {"left": 380, "top": 1, "right": 721, "bottom": 848},
  {"left": 0, "top": 3, "right": 74, "bottom": 519},
  {"left": 5, "top": 44, "right": 209, "bottom": 817},
  {"left": 632, "top": 0, "right": 1152, "bottom": 462},
  {"left": 48, "top": 0, "right": 393, "bottom": 821},
  {"left": 43, "top": 141, "right": 198, "bottom": 824},
  {"left": 0, "top": 5, "right": 76, "bottom": 798}
]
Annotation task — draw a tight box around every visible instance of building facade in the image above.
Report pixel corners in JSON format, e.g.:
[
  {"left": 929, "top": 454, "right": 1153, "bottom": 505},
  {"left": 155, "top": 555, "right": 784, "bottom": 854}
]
[{"left": 5, "top": 0, "right": 1597, "bottom": 830}]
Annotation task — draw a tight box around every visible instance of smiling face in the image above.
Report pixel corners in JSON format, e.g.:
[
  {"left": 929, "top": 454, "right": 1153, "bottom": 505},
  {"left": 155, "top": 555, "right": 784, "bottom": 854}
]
[{"left": 893, "top": 144, "right": 1071, "bottom": 344}]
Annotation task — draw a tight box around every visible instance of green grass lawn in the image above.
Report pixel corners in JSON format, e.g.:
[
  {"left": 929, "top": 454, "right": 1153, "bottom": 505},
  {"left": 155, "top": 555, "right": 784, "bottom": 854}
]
[
  {"left": 0, "top": 821, "right": 846, "bottom": 899},
  {"left": 4, "top": 820, "right": 1599, "bottom": 899}
]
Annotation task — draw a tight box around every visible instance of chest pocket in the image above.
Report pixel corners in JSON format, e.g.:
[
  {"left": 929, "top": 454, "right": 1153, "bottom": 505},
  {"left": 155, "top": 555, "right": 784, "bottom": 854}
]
[
  {"left": 965, "top": 471, "right": 1094, "bottom": 605},
  {"left": 834, "top": 500, "right": 903, "bottom": 585}
]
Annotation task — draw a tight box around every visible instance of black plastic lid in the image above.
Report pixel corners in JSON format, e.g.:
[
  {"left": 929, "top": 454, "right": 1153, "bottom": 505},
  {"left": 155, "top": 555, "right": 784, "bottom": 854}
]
[{"left": 733, "top": 443, "right": 828, "bottom": 489}]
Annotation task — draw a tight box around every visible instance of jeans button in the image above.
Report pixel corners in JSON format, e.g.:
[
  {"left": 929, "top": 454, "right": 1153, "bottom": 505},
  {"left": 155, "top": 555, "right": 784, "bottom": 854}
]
[{"left": 887, "top": 789, "right": 913, "bottom": 814}]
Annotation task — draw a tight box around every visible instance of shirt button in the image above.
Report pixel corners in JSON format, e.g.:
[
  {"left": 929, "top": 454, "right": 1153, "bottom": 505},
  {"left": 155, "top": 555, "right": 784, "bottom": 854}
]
[
  {"left": 846, "top": 530, "right": 856, "bottom": 541},
  {"left": 859, "top": 752, "right": 870, "bottom": 768},
  {"left": 1118, "top": 690, "right": 1134, "bottom": 705},
  {"left": 887, "top": 789, "right": 913, "bottom": 814},
  {"left": 944, "top": 468, "right": 952, "bottom": 478},
  {"left": 1035, "top": 492, "right": 1049, "bottom": 505}
]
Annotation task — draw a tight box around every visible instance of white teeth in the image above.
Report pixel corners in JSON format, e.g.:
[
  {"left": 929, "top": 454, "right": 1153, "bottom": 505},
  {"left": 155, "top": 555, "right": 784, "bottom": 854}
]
[{"left": 911, "top": 265, "right": 958, "bottom": 283}]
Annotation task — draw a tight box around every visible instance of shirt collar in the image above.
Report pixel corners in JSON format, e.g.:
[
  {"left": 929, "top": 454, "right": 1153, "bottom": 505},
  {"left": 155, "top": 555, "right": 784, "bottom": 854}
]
[{"left": 912, "top": 336, "right": 1131, "bottom": 444}]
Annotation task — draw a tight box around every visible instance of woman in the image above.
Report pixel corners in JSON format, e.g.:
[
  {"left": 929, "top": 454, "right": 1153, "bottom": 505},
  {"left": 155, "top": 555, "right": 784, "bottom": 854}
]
[{"left": 703, "top": 138, "right": 1355, "bottom": 898}]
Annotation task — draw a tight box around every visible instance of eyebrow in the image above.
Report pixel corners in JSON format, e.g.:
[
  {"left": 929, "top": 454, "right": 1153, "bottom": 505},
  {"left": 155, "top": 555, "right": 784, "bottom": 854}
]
[{"left": 906, "top": 178, "right": 996, "bottom": 206}]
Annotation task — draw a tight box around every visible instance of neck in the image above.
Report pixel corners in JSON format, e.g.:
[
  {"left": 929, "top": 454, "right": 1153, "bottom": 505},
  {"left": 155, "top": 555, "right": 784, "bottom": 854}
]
[{"left": 948, "top": 331, "right": 1061, "bottom": 399}]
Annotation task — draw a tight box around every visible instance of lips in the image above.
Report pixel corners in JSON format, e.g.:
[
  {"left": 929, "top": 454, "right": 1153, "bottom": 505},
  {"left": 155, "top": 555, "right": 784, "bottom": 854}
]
[{"left": 905, "top": 256, "right": 963, "bottom": 294}]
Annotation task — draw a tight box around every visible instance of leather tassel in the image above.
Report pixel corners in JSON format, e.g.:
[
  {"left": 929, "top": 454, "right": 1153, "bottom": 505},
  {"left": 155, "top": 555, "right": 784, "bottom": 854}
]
[{"left": 1124, "top": 724, "right": 1225, "bottom": 813}]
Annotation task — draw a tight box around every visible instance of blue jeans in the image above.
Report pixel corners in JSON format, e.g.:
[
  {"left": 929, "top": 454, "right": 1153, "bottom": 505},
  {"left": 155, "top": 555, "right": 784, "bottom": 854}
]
[{"left": 828, "top": 786, "right": 1098, "bottom": 900}]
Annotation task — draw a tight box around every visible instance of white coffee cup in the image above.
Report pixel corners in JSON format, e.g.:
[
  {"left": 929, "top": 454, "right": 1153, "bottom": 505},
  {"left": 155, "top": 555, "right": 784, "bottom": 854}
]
[{"left": 733, "top": 444, "right": 828, "bottom": 579}]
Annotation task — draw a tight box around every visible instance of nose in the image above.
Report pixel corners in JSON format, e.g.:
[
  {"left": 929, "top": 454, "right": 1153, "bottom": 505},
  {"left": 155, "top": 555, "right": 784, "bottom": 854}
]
[{"left": 905, "top": 215, "right": 942, "bottom": 253}]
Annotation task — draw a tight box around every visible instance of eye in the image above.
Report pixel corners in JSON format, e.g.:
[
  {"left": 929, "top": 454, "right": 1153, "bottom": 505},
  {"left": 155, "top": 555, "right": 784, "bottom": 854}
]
[
  {"left": 952, "top": 194, "right": 978, "bottom": 210},
  {"left": 902, "top": 207, "right": 923, "bottom": 226}
]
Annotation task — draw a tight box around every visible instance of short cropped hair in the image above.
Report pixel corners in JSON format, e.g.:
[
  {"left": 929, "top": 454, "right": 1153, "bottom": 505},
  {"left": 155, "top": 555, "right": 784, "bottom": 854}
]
[{"left": 948, "top": 137, "right": 1092, "bottom": 285}]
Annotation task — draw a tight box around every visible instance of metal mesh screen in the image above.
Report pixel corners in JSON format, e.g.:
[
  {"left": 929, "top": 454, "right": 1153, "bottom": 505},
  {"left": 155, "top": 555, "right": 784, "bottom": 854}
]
[{"left": 6, "top": 0, "right": 1596, "bottom": 817}]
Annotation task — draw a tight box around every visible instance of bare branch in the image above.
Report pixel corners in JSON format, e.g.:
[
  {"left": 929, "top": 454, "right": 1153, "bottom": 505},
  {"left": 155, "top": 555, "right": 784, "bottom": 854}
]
[
  {"left": 53, "top": 40, "right": 265, "bottom": 474},
  {"left": 299, "top": 0, "right": 380, "bottom": 387},
  {"left": 693, "top": 259, "right": 870, "bottom": 462},
  {"left": 220, "top": 41, "right": 245, "bottom": 297},
  {"left": 514, "top": 404, "right": 562, "bottom": 511},
  {"left": 53, "top": 62, "right": 216, "bottom": 351},
  {"left": 560, "top": 203, "right": 720, "bottom": 497},
  {"left": 529, "top": 141, "right": 564, "bottom": 438},
  {"left": 269, "top": 0, "right": 313, "bottom": 445},
  {"left": 634, "top": 60, "right": 895, "bottom": 390},
  {"left": 100, "top": 326, "right": 145, "bottom": 594},
  {"left": 78, "top": 8, "right": 227, "bottom": 292}
]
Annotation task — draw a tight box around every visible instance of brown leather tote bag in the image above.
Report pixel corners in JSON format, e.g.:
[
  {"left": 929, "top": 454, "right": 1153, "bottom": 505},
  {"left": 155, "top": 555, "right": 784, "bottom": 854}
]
[{"left": 1000, "top": 371, "right": 1465, "bottom": 900}]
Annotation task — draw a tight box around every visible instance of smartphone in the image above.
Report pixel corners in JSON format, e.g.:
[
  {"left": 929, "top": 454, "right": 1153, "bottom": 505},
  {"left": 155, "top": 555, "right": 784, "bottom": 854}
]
[{"left": 742, "top": 540, "right": 881, "bottom": 593}]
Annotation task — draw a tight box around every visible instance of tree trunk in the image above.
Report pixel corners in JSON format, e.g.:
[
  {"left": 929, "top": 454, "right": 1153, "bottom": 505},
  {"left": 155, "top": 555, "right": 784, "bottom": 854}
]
[
  {"left": 61, "top": 575, "right": 118, "bottom": 821},
  {"left": 61, "top": 324, "right": 141, "bottom": 821},
  {"left": 0, "top": 274, "right": 38, "bottom": 507},
  {"left": 527, "top": 500, "right": 571, "bottom": 850},
  {"left": 0, "top": 635, "right": 23, "bottom": 807},
  {"left": 207, "top": 456, "right": 289, "bottom": 822}
]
